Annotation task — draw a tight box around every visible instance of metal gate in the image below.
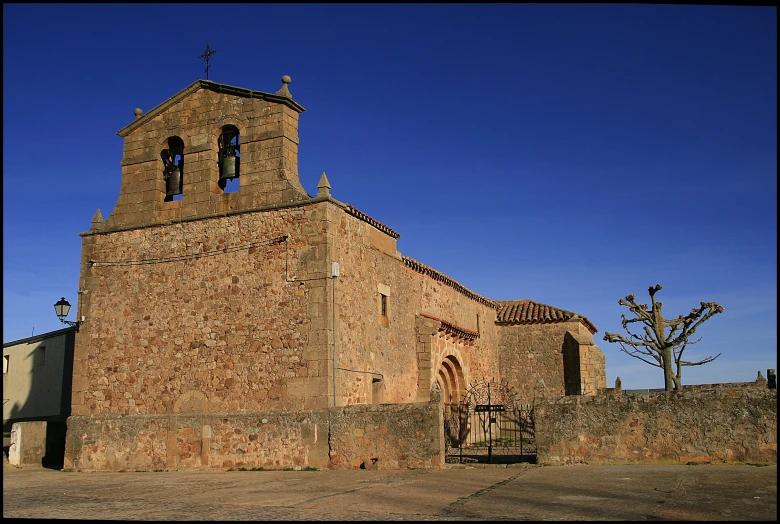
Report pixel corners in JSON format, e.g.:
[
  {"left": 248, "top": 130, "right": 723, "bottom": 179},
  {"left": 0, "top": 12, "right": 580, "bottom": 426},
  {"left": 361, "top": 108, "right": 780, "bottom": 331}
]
[{"left": 443, "top": 378, "right": 536, "bottom": 464}]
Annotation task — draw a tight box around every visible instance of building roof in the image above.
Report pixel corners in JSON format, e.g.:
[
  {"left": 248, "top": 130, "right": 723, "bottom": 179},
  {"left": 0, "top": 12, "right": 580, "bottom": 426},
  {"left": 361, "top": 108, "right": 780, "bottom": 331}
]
[
  {"left": 419, "top": 313, "right": 480, "bottom": 341},
  {"left": 344, "top": 204, "right": 400, "bottom": 239},
  {"left": 3, "top": 326, "right": 77, "bottom": 348},
  {"left": 495, "top": 299, "right": 597, "bottom": 334},
  {"left": 402, "top": 256, "right": 498, "bottom": 308},
  {"left": 116, "top": 79, "right": 306, "bottom": 138}
]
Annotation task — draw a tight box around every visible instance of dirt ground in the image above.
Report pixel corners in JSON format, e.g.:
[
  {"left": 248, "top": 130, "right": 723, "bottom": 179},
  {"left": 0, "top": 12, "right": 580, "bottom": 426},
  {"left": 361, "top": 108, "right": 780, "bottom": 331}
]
[{"left": 3, "top": 462, "right": 777, "bottom": 521}]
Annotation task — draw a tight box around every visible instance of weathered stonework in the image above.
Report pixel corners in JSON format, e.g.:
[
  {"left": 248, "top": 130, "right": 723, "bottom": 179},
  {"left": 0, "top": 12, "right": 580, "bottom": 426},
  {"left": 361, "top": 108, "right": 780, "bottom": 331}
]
[
  {"left": 535, "top": 387, "right": 777, "bottom": 465},
  {"left": 65, "top": 78, "right": 607, "bottom": 470},
  {"left": 64, "top": 401, "right": 442, "bottom": 472}
]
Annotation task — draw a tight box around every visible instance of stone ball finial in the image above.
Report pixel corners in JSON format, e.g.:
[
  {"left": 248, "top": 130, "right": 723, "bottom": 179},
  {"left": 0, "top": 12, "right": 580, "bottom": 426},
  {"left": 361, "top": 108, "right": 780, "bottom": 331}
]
[
  {"left": 276, "top": 76, "right": 293, "bottom": 98},
  {"left": 134, "top": 108, "right": 143, "bottom": 119}
]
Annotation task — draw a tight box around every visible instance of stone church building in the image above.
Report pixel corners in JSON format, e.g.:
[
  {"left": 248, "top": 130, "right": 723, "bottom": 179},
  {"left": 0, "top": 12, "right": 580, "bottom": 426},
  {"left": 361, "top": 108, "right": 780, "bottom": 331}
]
[{"left": 64, "top": 77, "right": 606, "bottom": 471}]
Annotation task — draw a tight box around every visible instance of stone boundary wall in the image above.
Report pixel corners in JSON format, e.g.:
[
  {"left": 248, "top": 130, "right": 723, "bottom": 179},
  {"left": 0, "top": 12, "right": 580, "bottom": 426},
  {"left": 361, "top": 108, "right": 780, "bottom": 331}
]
[
  {"left": 64, "top": 400, "right": 442, "bottom": 471},
  {"left": 535, "top": 388, "right": 777, "bottom": 465},
  {"left": 328, "top": 401, "right": 444, "bottom": 470}
]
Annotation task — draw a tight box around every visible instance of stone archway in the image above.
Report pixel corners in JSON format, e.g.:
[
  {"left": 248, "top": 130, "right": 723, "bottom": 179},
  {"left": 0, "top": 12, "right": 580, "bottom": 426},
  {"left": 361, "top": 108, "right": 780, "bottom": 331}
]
[
  {"left": 436, "top": 355, "right": 466, "bottom": 411},
  {"left": 414, "top": 313, "right": 478, "bottom": 403}
]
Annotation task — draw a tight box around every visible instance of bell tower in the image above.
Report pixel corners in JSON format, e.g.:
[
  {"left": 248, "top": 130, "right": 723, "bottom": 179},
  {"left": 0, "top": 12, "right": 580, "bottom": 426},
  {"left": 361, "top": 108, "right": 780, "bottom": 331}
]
[{"left": 101, "top": 77, "right": 308, "bottom": 230}]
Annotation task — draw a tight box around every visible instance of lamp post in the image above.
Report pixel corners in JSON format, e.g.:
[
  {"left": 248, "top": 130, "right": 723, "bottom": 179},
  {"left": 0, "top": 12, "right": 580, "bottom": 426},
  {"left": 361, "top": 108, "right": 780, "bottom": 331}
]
[{"left": 54, "top": 297, "right": 80, "bottom": 331}]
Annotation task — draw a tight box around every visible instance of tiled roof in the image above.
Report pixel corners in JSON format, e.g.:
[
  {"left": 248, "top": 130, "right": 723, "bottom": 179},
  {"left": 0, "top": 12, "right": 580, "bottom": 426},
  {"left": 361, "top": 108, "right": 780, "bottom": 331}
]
[
  {"left": 344, "top": 204, "right": 400, "bottom": 239},
  {"left": 419, "top": 313, "right": 479, "bottom": 341},
  {"left": 496, "top": 299, "right": 597, "bottom": 334},
  {"left": 402, "top": 256, "right": 498, "bottom": 308}
]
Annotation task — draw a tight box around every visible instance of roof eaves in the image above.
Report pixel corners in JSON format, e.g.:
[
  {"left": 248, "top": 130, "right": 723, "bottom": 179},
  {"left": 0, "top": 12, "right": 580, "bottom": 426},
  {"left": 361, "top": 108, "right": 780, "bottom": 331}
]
[
  {"left": 403, "top": 256, "right": 498, "bottom": 309},
  {"left": 116, "top": 80, "right": 306, "bottom": 138},
  {"left": 495, "top": 299, "right": 598, "bottom": 334},
  {"left": 3, "top": 326, "right": 77, "bottom": 348},
  {"left": 419, "top": 313, "right": 479, "bottom": 341},
  {"left": 117, "top": 80, "right": 203, "bottom": 137},
  {"left": 344, "top": 204, "right": 401, "bottom": 239}
]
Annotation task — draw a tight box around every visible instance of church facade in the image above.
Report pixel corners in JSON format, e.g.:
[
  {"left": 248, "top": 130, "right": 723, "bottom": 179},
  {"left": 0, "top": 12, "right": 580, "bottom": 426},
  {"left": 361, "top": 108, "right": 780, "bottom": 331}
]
[{"left": 64, "top": 77, "right": 605, "bottom": 471}]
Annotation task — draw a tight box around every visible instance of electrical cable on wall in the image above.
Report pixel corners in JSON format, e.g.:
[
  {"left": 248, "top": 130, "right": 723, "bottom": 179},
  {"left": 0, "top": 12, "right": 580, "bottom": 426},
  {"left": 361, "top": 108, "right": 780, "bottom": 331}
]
[{"left": 89, "top": 235, "right": 288, "bottom": 267}]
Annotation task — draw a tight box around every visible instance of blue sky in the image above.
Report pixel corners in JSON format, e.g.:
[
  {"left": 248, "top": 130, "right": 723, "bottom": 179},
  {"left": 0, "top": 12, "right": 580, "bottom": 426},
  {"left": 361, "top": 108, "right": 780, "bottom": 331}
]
[{"left": 3, "top": 4, "right": 776, "bottom": 390}]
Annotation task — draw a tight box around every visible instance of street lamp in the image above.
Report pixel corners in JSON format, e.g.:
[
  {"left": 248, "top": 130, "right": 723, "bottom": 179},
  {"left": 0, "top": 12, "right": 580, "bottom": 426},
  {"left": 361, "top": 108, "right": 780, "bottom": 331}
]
[{"left": 54, "top": 297, "right": 80, "bottom": 331}]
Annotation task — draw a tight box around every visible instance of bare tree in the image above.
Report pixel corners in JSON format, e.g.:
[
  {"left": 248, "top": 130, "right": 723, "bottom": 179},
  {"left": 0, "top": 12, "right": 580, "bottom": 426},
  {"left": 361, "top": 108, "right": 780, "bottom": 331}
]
[{"left": 603, "top": 284, "right": 724, "bottom": 391}]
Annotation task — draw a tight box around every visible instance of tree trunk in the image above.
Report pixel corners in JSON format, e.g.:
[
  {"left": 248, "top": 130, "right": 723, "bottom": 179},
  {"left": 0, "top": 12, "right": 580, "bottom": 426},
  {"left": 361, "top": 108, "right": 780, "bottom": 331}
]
[{"left": 662, "top": 348, "right": 675, "bottom": 391}]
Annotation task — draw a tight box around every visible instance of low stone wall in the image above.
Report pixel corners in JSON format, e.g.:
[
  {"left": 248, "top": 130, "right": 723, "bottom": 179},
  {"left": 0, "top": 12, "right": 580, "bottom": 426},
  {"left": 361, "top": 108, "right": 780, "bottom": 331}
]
[
  {"left": 535, "top": 388, "right": 777, "bottom": 465},
  {"left": 64, "top": 401, "right": 442, "bottom": 471},
  {"left": 329, "top": 401, "right": 444, "bottom": 470}
]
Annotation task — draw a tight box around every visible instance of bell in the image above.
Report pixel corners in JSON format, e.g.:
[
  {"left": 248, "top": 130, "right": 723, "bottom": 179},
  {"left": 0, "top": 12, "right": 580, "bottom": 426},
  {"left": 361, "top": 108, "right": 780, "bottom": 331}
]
[
  {"left": 220, "top": 155, "right": 237, "bottom": 181},
  {"left": 165, "top": 166, "right": 181, "bottom": 196}
]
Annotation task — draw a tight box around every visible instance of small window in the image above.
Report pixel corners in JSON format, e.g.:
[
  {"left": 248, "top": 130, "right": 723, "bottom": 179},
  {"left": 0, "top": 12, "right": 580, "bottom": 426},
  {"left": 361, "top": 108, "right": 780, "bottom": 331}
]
[
  {"left": 3, "top": 355, "right": 8, "bottom": 374},
  {"left": 378, "top": 283, "right": 390, "bottom": 327}
]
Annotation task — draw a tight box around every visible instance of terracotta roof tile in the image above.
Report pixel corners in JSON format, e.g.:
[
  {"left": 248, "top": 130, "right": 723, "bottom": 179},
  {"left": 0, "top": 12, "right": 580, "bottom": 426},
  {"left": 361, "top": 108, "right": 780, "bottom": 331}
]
[
  {"left": 496, "top": 299, "right": 597, "bottom": 334},
  {"left": 419, "top": 313, "right": 479, "bottom": 341},
  {"left": 344, "top": 204, "right": 401, "bottom": 239},
  {"left": 402, "top": 256, "right": 498, "bottom": 308}
]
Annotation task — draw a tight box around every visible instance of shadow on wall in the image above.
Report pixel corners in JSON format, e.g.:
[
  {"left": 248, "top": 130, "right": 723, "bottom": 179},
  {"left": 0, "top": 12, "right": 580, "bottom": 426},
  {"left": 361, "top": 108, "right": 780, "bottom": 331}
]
[
  {"left": 3, "top": 329, "right": 75, "bottom": 469},
  {"left": 5, "top": 408, "right": 69, "bottom": 470}
]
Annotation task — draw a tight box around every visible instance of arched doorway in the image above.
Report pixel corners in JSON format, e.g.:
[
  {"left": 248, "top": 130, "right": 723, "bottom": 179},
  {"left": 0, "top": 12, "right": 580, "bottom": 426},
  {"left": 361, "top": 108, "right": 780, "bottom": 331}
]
[{"left": 435, "top": 355, "right": 465, "bottom": 412}]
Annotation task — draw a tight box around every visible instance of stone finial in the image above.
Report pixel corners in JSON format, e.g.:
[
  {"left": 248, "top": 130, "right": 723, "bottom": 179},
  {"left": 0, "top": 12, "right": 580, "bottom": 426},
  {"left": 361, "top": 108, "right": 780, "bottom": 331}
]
[
  {"left": 615, "top": 377, "right": 622, "bottom": 391},
  {"left": 276, "top": 75, "right": 292, "bottom": 98},
  {"left": 91, "top": 208, "right": 104, "bottom": 230},
  {"left": 768, "top": 369, "right": 776, "bottom": 390},
  {"left": 317, "top": 172, "right": 331, "bottom": 197},
  {"left": 756, "top": 370, "right": 767, "bottom": 383},
  {"left": 134, "top": 108, "right": 143, "bottom": 119}
]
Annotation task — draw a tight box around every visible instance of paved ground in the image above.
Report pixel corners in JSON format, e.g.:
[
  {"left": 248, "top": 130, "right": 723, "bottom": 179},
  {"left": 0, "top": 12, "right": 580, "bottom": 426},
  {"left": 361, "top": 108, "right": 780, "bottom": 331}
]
[{"left": 3, "top": 462, "right": 776, "bottom": 521}]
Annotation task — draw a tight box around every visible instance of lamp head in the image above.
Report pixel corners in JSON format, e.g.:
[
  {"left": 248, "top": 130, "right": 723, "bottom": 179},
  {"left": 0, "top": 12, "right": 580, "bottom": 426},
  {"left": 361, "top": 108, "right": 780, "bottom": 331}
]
[{"left": 54, "top": 297, "right": 71, "bottom": 321}]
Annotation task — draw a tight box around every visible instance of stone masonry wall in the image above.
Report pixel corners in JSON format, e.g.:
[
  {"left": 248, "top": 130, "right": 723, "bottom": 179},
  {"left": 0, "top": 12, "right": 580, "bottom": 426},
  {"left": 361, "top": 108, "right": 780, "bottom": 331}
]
[
  {"left": 562, "top": 330, "right": 606, "bottom": 396},
  {"left": 498, "top": 318, "right": 604, "bottom": 401},
  {"left": 108, "top": 84, "right": 308, "bottom": 231},
  {"left": 331, "top": 207, "right": 500, "bottom": 406},
  {"left": 579, "top": 339, "right": 606, "bottom": 395},
  {"left": 65, "top": 410, "right": 330, "bottom": 471},
  {"left": 72, "top": 204, "right": 333, "bottom": 420},
  {"left": 498, "top": 322, "right": 571, "bottom": 401},
  {"left": 328, "top": 401, "right": 444, "bottom": 470},
  {"left": 64, "top": 400, "right": 442, "bottom": 472},
  {"left": 535, "top": 388, "right": 777, "bottom": 465}
]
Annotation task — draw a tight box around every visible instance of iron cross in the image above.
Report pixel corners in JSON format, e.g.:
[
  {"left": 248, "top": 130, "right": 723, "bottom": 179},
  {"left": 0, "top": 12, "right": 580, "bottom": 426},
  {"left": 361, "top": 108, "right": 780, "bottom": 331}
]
[{"left": 199, "top": 44, "right": 217, "bottom": 80}]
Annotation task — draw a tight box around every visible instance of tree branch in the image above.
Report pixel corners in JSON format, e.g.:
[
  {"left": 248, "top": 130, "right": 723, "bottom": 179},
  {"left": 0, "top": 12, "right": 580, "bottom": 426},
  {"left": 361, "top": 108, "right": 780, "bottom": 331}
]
[
  {"left": 669, "top": 302, "right": 724, "bottom": 348},
  {"left": 680, "top": 353, "right": 721, "bottom": 366}
]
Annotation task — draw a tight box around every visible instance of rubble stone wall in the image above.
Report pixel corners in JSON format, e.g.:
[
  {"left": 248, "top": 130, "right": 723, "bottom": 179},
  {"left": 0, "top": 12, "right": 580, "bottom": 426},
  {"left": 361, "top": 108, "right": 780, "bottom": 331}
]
[
  {"left": 72, "top": 204, "right": 333, "bottom": 422},
  {"left": 64, "top": 400, "right": 441, "bottom": 471},
  {"left": 535, "top": 388, "right": 777, "bottom": 465},
  {"left": 108, "top": 86, "right": 307, "bottom": 230},
  {"left": 331, "top": 208, "right": 500, "bottom": 406}
]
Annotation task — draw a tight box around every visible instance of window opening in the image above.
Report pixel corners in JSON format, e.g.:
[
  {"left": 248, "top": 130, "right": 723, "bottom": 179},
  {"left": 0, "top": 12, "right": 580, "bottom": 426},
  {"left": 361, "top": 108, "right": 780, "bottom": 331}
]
[
  {"left": 381, "top": 294, "right": 387, "bottom": 317},
  {"left": 162, "top": 136, "right": 184, "bottom": 201},
  {"left": 218, "top": 125, "right": 240, "bottom": 192},
  {"left": 3, "top": 355, "right": 8, "bottom": 374}
]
